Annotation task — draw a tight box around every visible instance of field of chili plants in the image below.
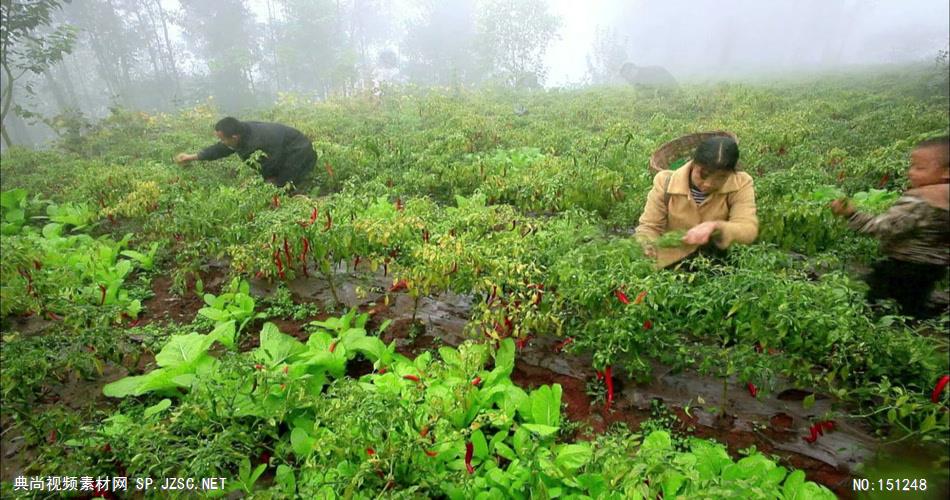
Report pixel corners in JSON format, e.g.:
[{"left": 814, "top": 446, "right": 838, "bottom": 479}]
[{"left": 1, "top": 66, "right": 948, "bottom": 498}]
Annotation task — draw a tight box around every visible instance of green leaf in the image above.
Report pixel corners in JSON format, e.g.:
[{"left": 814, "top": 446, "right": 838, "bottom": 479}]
[
  {"left": 472, "top": 429, "right": 489, "bottom": 459},
  {"left": 555, "top": 443, "right": 591, "bottom": 470},
  {"left": 155, "top": 333, "right": 216, "bottom": 368},
  {"left": 802, "top": 393, "right": 815, "bottom": 410},
  {"left": 291, "top": 427, "right": 315, "bottom": 457},
  {"left": 209, "top": 321, "right": 237, "bottom": 349},
  {"left": 640, "top": 431, "right": 672, "bottom": 454},
  {"left": 275, "top": 465, "right": 296, "bottom": 494},
  {"left": 255, "top": 323, "right": 305, "bottom": 366},
  {"left": 521, "top": 424, "right": 559, "bottom": 437},
  {"left": 143, "top": 399, "right": 172, "bottom": 418}
]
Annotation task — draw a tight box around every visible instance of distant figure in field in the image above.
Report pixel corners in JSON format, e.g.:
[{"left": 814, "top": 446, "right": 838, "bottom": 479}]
[
  {"left": 831, "top": 137, "right": 950, "bottom": 319},
  {"left": 620, "top": 63, "right": 679, "bottom": 92},
  {"left": 175, "top": 117, "right": 316, "bottom": 190}
]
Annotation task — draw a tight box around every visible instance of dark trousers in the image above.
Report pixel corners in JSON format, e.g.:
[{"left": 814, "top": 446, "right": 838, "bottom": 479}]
[
  {"left": 866, "top": 258, "right": 946, "bottom": 319},
  {"left": 274, "top": 147, "right": 317, "bottom": 192}
]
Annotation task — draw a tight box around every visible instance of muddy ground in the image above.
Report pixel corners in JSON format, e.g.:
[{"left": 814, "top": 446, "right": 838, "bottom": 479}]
[{"left": 2, "top": 264, "right": 947, "bottom": 498}]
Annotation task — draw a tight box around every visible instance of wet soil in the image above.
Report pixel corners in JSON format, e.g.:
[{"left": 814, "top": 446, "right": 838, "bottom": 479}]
[
  {"left": 256, "top": 269, "right": 888, "bottom": 497},
  {"left": 3, "top": 262, "right": 941, "bottom": 496}
]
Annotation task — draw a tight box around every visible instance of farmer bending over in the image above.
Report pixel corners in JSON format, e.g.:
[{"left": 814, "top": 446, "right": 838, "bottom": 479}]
[
  {"left": 831, "top": 137, "right": 949, "bottom": 319},
  {"left": 176, "top": 117, "right": 317, "bottom": 191},
  {"left": 636, "top": 136, "right": 759, "bottom": 268}
]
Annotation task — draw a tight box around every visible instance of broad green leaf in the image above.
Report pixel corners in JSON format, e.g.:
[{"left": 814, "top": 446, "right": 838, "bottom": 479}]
[
  {"left": 255, "top": 323, "right": 306, "bottom": 366},
  {"left": 555, "top": 443, "right": 591, "bottom": 470},
  {"left": 291, "top": 427, "right": 315, "bottom": 457},
  {"left": 155, "top": 333, "right": 216, "bottom": 368},
  {"left": 521, "top": 424, "right": 559, "bottom": 437}
]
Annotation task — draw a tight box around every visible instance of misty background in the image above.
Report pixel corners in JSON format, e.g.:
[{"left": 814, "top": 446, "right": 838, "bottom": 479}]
[{"left": 2, "top": 0, "right": 948, "bottom": 149}]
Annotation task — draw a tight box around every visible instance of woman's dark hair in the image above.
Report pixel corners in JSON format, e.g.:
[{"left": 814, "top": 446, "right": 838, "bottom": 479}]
[
  {"left": 215, "top": 117, "right": 248, "bottom": 137},
  {"left": 915, "top": 136, "right": 950, "bottom": 168},
  {"left": 693, "top": 136, "right": 739, "bottom": 172}
]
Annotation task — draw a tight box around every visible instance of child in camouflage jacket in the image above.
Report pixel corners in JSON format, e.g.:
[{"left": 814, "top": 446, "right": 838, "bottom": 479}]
[{"left": 831, "top": 137, "right": 949, "bottom": 319}]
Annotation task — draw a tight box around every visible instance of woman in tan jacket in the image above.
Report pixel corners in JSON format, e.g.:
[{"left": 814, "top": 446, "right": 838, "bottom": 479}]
[{"left": 635, "top": 137, "right": 759, "bottom": 268}]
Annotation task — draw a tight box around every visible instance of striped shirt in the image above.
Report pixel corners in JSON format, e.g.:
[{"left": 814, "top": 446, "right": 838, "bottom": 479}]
[{"left": 690, "top": 186, "right": 707, "bottom": 205}]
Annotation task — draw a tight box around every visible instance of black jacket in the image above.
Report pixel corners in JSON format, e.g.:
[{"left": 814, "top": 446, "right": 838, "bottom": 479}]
[{"left": 198, "top": 121, "right": 315, "bottom": 184}]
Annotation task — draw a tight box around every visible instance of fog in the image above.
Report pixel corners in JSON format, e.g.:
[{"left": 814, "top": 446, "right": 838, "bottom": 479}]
[{"left": 1, "top": 0, "right": 947, "bottom": 147}]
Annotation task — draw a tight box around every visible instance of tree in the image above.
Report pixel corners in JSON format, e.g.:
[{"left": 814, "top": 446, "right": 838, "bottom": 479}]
[
  {"left": 475, "top": 0, "right": 560, "bottom": 88},
  {"left": 402, "top": 0, "right": 479, "bottom": 87},
  {"left": 586, "top": 27, "right": 628, "bottom": 85},
  {"left": 1, "top": 0, "right": 76, "bottom": 147},
  {"left": 178, "top": 0, "right": 260, "bottom": 113}
]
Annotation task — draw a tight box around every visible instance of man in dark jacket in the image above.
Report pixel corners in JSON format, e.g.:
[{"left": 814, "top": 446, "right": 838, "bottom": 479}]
[{"left": 176, "top": 117, "right": 317, "bottom": 189}]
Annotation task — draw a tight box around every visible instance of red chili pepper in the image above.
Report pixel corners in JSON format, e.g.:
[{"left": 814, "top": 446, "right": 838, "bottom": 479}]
[
  {"left": 127, "top": 318, "right": 141, "bottom": 328},
  {"left": 255, "top": 270, "right": 265, "bottom": 279},
  {"left": 377, "top": 367, "right": 387, "bottom": 374},
  {"left": 309, "top": 207, "right": 318, "bottom": 225},
  {"left": 425, "top": 450, "right": 437, "bottom": 457},
  {"left": 259, "top": 451, "right": 271, "bottom": 465},
  {"left": 877, "top": 172, "right": 890, "bottom": 188},
  {"left": 419, "top": 426, "right": 430, "bottom": 437},
  {"left": 283, "top": 237, "right": 293, "bottom": 264},
  {"left": 279, "top": 383, "right": 286, "bottom": 391},
  {"left": 595, "top": 370, "right": 604, "bottom": 381},
  {"left": 471, "top": 377, "right": 482, "bottom": 386},
  {"left": 389, "top": 279, "right": 408, "bottom": 292},
  {"left": 325, "top": 161, "right": 334, "bottom": 177},
  {"left": 633, "top": 290, "right": 648, "bottom": 305},
  {"left": 614, "top": 289, "right": 630, "bottom": 305},
  {"left": 366, "top": 447, "right": 376, "bottom": 456},
  {"left": 324, "top": 212, "right": 332, "bottom": 232},
  {"left": 747, "top": 383, "right": 758, "bottom": 398},
  {"left": 820, "top": 420, "right": 835, "bottom": 432},
  {"left": 255, "top": 364, "right": 265, "bottom": 370},
  {"left": 274, "top": 251, "right": 285, "bottom": 279},
  {"left": 604, "top": 365, "right": 614, "bottom": 411},
  {"left": 46, "top": 311, "right": 62, "bottom": 321},
  {"left": 643, "top": 320, "right": 653, "bottom": 330},
  {"left": 803, "top": 425, "right": 820, "bottom": 443},
  {"left": 932, "top": 375, "right": 950, "bottom": 403},
  {"left": 282, "top": 365, "right": 289, "bottom": 374},
  {"left": 174, "top": 233, "right": 183, "bottom": 242},
  {"left": 33, "top": 260, "right": 42, "bottom": 270},
  {"left": 403, "top": 375, "right": 420, "bottom": 382},
  {"left": 98, "top": 284, "right": 107, "bottom": 305},
  {"left": 272, "top": 195, "right": 280, "bottom": 208},
  {"left": 553, "top": 337, "right": 574, "bottom": 353},
  {"left": 395, "top": 197, "right": 403, "bottom": 211},
  {"left": 301, "top": 237, "right": 310, "bottom": 261},
  {"left": 329, "top": 341, "right": 337, "bottom": 353},
  {"left": 464, "top": 441, "right": 474, "bottom": 474},
  {"left": 447, "top": 261, "right": 458, "bottom": 275}
]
